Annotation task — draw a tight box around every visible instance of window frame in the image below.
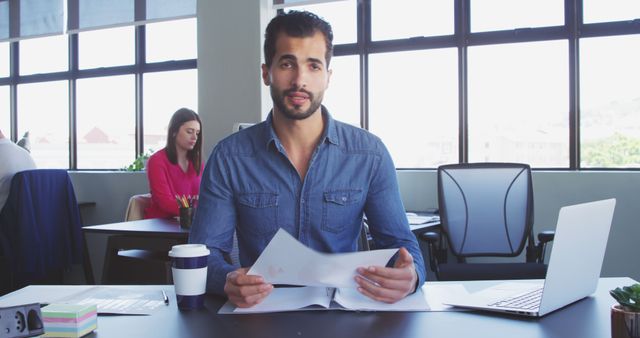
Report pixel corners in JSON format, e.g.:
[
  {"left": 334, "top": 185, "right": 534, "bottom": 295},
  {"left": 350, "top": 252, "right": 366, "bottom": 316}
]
[
  {"left": 283, "top": 0, "right": 640, "bottom": 170},
  {"left": 1, "top": 23, "right": 196, "bottom": 169}
]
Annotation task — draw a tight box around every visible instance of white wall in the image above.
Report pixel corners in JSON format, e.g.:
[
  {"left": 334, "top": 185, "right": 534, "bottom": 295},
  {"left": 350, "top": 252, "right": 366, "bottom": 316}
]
[{"left": 69, "top": 0, "right": 640, "bottom": 283}]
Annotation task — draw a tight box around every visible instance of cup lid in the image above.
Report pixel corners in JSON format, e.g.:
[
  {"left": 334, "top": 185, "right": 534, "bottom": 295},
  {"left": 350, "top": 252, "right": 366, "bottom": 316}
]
[{"left": 169, "top": 244, "right": 210, "bottom": 258}]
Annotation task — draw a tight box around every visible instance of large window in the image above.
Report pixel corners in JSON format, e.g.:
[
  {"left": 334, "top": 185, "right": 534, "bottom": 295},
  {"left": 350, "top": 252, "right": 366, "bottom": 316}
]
[
  {"left": 4, "top": 2, "right": 640, "bottom": 170},
  {"left": 580, "top": 35, "right": 640, "bottom": 168},
  {"left": 369, "top": 49, "right": 459, "bottom": 168},
  {"left": 79, "top": 26, "right": 134, "bottom": 69},
  {"left": 76, "top": 75, "right": 135, "bottom": 169},
  {"left": 0, "top": 86, "right": 9, "bottom": 132},
  {"left": 2, "top": 18, "right": 197, "bottom": 169},
  {"left": 372, "top": 0, "right": 454, "bottom": 40},
  {"left": 19, "top": 35, "right": 68, "bottom": 75},
  {"left": 0, "top": 42, "right": 8, "bottom": 77},
  {"left": 17, "top": 81, "right": 69, "bottom": 168},
  {"left": 143, "top": 69, "right": 198, "bottom": 153},
  {"left": 467, "top": 41, "right": 569, "bottom": 167},
  {"left": 279, "top": 0, "right": 640, "bottom": 169}
]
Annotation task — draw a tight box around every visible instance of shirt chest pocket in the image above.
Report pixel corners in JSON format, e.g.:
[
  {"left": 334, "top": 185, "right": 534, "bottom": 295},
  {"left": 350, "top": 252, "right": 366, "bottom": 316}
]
[
  {"left": 322, "top": 189, "right": 363, "bottom": 233},
  {"left": 237, "top": 192, "right": 279, "bottom": 236}
]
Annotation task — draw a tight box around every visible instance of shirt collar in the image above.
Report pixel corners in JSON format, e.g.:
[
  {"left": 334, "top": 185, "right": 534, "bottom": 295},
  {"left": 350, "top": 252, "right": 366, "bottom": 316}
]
[{"left": 263, "top": 105, "right": 340, "bottom": 151}]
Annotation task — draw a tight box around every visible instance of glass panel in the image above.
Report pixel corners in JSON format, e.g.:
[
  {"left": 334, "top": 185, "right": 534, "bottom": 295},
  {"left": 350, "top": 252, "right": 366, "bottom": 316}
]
[
  {"left": 323, "top": 55, "right": 360, "bottom": 127},
  {"left": 146, "top": 18, "right": 197, "bottom": 63},
  {"left": 19, "top": 34, "right": 68, "bottom": 75},
  {"left": 77, "top": 75, "right": 135, "bottom": 169},
  {"left": 467, "top": 41, "right": 569, "bottom": 167},
  {"left": 143, "top": 69, "right": 198, "bottom": 152},
  {"left": 19, "top": 0, "right": 65, "bottom": 38},
  {"left": 0, "top": 86, "right": 9, "bottom": 136},
  {"left": 0, "top": 41, "right": 8, "bottom": 77},
  {"left": 79, "top": 25, "right": 134, "bottom": 69},
  {"left": 372, "top": 0, "right": 453, "bottom": 41},
  {"left": 284, "top": 0, "right": 356, "bottom": 45},
  {"left": 471, "top": 0, "right": 563, "bottom": 32},
  {"left": 369, "top": 49, "right": 459, "bottom": 168},
  {"left": 583, "top": 0, "right": 640, "bottom": 24},
  {"left": 580, "top": 35, "right": 640, "bottom": 168},
  {"left": 146, "top": 0, "right": 196, "bottom": 22},
  {"left": 0, "top": 1, "right": 7, "bottom": 40},
  {"left": 78, "top": 0, "right": 134, "bottom": 30},
  {"left": 17, "top": 81, "right": 69, "bottom": 168}
]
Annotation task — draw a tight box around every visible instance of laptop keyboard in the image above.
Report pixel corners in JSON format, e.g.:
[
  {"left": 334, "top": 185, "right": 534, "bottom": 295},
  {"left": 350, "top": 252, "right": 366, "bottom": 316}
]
[{"left": 489, "top": 288, "right": 543, "bottom": 310}]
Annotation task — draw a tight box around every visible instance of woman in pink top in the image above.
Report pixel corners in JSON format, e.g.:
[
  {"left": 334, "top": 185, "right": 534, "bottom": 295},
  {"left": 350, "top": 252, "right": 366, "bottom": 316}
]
[{"left": 144, "top": 108, "right": 204, "bottom": 219}]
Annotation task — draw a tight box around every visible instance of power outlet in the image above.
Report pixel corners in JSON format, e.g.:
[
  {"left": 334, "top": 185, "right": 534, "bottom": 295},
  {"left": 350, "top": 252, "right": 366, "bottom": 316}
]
[{"left": 0, "top": 303, "right": 44, "bottom": 338}]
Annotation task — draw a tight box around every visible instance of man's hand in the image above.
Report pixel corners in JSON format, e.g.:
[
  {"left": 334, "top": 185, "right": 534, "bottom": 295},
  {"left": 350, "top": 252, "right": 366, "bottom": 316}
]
[
  {"left": 354, "top": 247, "right": 418, "bottom": 303},
  {"left": 224, "top": 267, "right": 273, "bottom": 308}
]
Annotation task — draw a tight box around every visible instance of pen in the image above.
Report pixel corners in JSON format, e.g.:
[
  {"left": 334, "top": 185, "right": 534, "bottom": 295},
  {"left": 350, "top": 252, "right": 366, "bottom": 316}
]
[{"left": 162, "top": 290, "right": 169, "bottom": 305}]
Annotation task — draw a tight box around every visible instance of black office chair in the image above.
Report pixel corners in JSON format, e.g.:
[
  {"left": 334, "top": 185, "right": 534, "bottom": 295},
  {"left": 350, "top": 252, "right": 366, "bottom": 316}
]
[{"left": 420, "top": 163, "right": 555, "bottom": 281}]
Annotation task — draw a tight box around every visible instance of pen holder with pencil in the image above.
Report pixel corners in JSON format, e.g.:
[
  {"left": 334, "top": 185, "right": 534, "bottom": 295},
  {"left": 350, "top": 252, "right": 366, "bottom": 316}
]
[
  {"left": 176, "top": 194, "right": 197, "bottom": 229},
  {"left": 179, "top": 207, "right": 194, "bottom": 229}
]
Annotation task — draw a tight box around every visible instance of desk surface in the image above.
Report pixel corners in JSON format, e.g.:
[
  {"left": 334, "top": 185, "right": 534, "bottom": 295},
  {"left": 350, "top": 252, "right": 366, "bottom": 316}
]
[
  {"left": 82, "top": 218, "right": 188, "bottom": 237},
  {"left": 0, "top": 277, "right": 633, "bottom": 338}
]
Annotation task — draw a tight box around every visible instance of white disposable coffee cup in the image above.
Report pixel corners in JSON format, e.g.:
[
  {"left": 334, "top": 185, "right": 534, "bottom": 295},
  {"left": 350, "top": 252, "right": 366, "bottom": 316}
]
[{"left": 168, "top": 244, "right": 210, "bottom": 310}]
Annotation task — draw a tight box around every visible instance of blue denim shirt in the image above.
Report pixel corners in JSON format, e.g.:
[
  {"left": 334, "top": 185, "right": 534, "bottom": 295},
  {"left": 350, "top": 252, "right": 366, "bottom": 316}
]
[{"left": 189, "top": 107, "right": 426, "bottom": 296}]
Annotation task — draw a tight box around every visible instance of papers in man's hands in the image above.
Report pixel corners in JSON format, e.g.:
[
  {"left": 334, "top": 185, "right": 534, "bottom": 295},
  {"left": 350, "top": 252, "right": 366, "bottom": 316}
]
[
  {"left": 220, "top": 228, "right": 430, "bottom": 314},
  {"left": 247, "top": 228, "right": 398, "bottom": 288},
  {"left": 229, "top": 286, "right": 429, "bottom": 313}
]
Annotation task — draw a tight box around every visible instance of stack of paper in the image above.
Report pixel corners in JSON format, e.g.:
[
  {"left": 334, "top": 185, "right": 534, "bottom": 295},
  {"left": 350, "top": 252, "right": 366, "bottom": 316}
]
[{"left": 42, "top": 303, "right": 97, "bottom": 337}]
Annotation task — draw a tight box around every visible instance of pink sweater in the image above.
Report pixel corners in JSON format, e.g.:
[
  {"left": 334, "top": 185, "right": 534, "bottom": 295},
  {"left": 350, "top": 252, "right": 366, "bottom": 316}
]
[{"left": 144, "top": 148, "right": 202, "bottom": 219}]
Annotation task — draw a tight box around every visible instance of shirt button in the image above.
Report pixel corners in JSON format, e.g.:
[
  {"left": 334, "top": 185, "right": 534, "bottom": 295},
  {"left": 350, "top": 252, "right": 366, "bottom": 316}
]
[
  {"left": 341, "top": 197, "right": 347, "bottom": 202},
  {"left": 301, "top": 199, "right": 305, "bottom": 204}
]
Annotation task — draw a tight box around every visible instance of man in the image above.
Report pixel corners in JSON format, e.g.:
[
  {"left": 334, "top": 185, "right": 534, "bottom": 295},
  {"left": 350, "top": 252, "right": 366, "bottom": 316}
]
[
  {"left": 189, "top": 10, "right": 425, "bottom": 308},
  {"left": 0, "top": 129, "right": 37, "bottom": 210}
]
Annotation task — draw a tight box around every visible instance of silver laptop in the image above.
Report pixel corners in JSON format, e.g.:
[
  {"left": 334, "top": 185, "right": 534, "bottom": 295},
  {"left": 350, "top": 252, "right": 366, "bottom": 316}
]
[{"left": 444, "top": 198, "right": 616, "bottom": 317}]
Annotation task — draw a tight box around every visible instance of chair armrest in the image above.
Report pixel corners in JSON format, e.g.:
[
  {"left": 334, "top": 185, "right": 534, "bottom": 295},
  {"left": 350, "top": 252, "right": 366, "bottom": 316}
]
[
  {"left": 537, "top": 230, "right": 555, "bottom": 244},
  {"left": 420, "top": 231, "right": 440, "bottom": 244}
]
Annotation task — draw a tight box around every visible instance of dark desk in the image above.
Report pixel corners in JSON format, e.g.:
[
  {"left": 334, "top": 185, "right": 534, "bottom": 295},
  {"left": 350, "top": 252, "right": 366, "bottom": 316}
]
[
  {"left": 0, "top": 277, "right": 632, "bottom": 338},
  {"left": 82, "top": 218, "right": 189, "bottom": 284}
]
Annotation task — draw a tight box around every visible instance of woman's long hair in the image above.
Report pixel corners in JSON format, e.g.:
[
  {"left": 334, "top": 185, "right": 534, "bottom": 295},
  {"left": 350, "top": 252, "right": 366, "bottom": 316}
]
[{"left": 165, "top": 108, "right": 202, "bottom": 175}]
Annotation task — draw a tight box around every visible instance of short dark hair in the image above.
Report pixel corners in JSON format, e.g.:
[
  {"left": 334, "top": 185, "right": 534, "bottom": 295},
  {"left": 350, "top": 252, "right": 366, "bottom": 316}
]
[
  {"left": 166, "top": 107, "right": 202, "bottom": 175},
  {"left": 263, "top": 10, "right": 334, "bottom": 68}
]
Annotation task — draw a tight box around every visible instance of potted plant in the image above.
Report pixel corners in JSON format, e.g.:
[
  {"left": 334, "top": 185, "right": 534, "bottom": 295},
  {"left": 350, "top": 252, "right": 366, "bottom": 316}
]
[{"left": 610, "top": 283, "right": 640, "bottom": 338}]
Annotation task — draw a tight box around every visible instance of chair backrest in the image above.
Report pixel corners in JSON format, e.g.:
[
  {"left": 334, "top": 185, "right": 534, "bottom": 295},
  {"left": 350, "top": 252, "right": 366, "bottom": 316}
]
[
  {"left": 125, "top": 193, "right": 152, "bottom": 221},
  {"left": 438, "top": 163, "right": 534, "bottom": 258},
  {"left": 0, "top": 169, "right": 83, "bottom": 290}
]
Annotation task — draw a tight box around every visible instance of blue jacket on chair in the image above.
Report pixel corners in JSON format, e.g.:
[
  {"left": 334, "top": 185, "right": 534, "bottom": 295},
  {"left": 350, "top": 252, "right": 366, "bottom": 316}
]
[{"left": 0, "top": 169, "right": 83, "bottom": 290}]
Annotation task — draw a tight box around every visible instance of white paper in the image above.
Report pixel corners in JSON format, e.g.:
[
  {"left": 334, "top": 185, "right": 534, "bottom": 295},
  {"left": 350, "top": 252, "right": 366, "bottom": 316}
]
[
  {"left": 333, "top": 287, "right": 429, "bottom": 311},
  {"left": 227, "top": 286, "right": 429, "bottom": 314},
  {"left": 231, "top": 287, "right": 333, "bottom": 313},
  {"left": 247, "top": 228, "right": 398, "bottom": 288},
  {"left": 55, "top": 287, "right": 166, "bottom": 315},
  {"left": 406, "top": 213, "right": 439, "bottom": 225}
]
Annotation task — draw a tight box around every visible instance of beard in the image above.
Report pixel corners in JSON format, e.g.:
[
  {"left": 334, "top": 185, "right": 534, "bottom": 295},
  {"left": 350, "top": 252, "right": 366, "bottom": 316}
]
[{"left": 271, "top": 86, "right": 324, "bottom": 121}]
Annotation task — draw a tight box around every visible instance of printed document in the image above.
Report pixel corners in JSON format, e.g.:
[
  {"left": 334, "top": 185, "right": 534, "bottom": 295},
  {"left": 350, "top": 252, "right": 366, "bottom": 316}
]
[
  {"left": 220, "top": 228, "right": 434, "bottom": 313},
  {"left": 231, "top": 286, "right": 429, "bottom": 313},
  {"left": 247, "top": 228, "right": 398, "bottom": 288}
]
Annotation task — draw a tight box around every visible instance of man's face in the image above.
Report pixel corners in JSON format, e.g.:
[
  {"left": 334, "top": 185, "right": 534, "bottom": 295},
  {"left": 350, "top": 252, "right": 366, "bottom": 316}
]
[{"left": 262, "top": 31, "right": 331, "bottom": 121}]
